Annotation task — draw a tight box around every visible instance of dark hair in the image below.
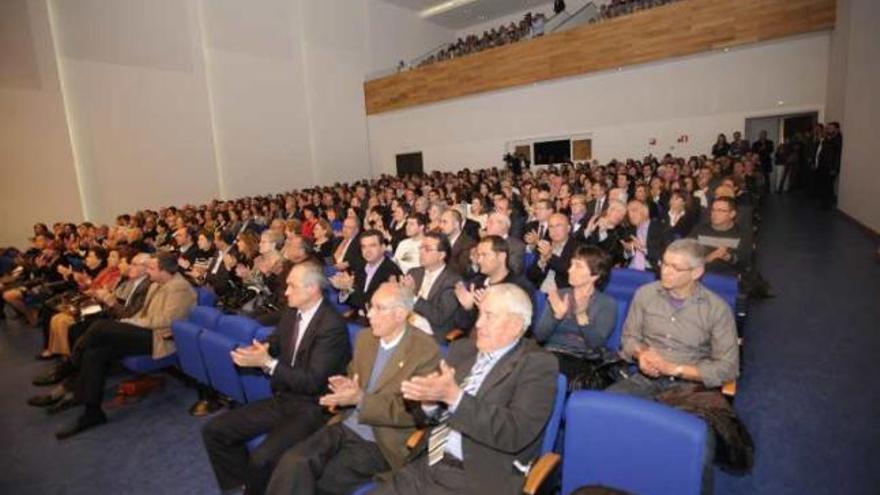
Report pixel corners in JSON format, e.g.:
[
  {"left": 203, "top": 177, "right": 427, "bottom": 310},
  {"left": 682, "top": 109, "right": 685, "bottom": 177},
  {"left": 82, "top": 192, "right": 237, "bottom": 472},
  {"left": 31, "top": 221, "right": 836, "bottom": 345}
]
[
  {"left": 423, "top": 232, "right": 452, "bottom": 262},
  {"left": 409, "top": 213, "right": 428, "bottom": 228},
  {"left": 479, "top": 235, "right": 510, "bottom": 269},
  {"left": 572, "top": 245, "right": 612, "bottom": 290},
  {"left": 156, "top": 251, "right": 179, "bottom": 274},
  {"left": 712, "top": 196, "right": 737, "bottom": 212},
  {"left": 359, "top": 229, "right": 385, "bottom": 246}
]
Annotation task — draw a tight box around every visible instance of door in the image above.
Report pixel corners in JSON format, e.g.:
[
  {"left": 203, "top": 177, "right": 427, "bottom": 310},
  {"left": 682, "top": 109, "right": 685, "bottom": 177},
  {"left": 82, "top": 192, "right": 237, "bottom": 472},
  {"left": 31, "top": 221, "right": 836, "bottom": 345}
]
[{"left": 396, "top": 152, "right": 423, "bottom": 177}]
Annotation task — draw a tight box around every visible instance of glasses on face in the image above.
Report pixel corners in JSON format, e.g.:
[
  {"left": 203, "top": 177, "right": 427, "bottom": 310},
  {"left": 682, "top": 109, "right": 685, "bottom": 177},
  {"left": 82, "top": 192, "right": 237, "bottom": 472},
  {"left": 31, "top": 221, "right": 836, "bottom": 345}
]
[
  {"left": 660, "top": 260, "right": 693, "bottom": 272},
  {"left": 711, "top": 208, "right": 732, "bottom": 213},
  {"left": 419, "top": 245, "right": 439, "bottom": 252}
]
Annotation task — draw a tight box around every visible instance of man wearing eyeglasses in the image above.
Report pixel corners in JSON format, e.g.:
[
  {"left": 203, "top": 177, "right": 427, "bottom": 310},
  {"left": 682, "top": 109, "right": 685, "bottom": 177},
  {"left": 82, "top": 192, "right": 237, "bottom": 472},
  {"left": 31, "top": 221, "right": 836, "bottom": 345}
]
[
  {"left": 689, "top": 196, "right": 753, "bottom": 277},
  {"left": 399, "top": 232, "right": 461, "bottom": 344},
  {"left": 608, "top": 239, "right": 739, "bottom": 398}
]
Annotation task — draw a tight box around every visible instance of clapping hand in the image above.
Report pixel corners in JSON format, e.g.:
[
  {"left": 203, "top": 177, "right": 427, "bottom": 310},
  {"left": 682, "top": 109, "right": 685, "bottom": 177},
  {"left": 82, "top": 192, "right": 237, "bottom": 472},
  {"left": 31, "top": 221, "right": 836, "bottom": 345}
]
[
  {"left": 537, "top": 240, "right": 553, "bottom": 262},
  {"left": 454, "top": 281, "right": 475, "bottom": 310},
  {"left": 524, "top": 230, "right": 540, "bottom": 246},
  {"left": 230, "top": 339, "right": 271, "bottom": 368},
  {"left": 319, "top": 374, "right": 363, "bottom": 408},
  {"left": 401, "top": 360, "right": 461, "bottom": 406},
  {"left": 547, "top": 287, "right": 570, "bottom": 320},
  {"left": 329, "top": 271, "right": 355, "bottom": 291},
  {"left": 399, "top": 274, "right": 416, "bottom": 292}
]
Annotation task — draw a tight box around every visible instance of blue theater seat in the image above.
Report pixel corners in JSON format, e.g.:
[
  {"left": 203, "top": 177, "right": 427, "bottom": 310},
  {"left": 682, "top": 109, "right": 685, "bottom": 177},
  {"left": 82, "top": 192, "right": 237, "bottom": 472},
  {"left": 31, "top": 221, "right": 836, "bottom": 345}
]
[
  {"left": 214, "top": 315, "right": 261, "bottom": 342},
  {"left": 240, "top": 326, "right": 276, "bottom": 403},
  {"left": 187, "top": 306, "right": 222, "bottom": 330},
  {"left": 121, "top": 353, "right": 178, "bottom": 374},
  {"left": 199, "top": 331, "right": 247, "bottom": 403},
  {"left": 605, "top": 299, "right": 630, "bottom": 353},
  {"left": 561, "top": 391, "right": 708, "bottom": 495},
  {"left": 196, "top": 287, "right": 217, "bottom": 307},
  {"left": 171, "top": 320, "right": 209, "bottom": 384}
]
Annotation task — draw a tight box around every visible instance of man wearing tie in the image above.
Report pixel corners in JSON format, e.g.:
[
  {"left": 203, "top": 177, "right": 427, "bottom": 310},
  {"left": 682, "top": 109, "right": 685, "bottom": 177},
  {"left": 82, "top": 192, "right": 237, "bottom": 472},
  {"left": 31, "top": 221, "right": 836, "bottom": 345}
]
[
  {"left": 202, "top": 262, "right": 351, "bottom": 495},
  {"left": 370, "top": 284, "right": 558, "bottom": 495}
]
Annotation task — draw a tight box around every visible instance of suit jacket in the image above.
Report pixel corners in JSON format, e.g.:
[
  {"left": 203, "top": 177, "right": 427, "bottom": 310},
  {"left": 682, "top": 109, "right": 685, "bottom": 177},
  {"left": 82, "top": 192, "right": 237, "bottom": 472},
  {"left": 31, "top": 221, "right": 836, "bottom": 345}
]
[
  {"left": 506, "top": 236, "right": 526, "bottom": 276},
  {"left": 622, "top": 220, "right": 672, "bottom": 272},
  {"left": 333, "top": 236, "right": 365, "bottom": 273},
  {"left": 408, "top": 265, "right": 462, "bottom": 343},
  {"left": 107, "top": 275, "right": 151, "bottom": 320},
  {"left": 268, "top": 301, "right": 351, "bottom": 409},
  {"left": 452, "top": 272, "right": 535, "bottom": 332},
  {"left": 586, "top": 196, "right": 609, "bottom": 218},
  {"left": 343, "top": 257, "right": 402, "bottom": 311},
  {"left": 526, "top": 239, "right": 577, "bottom": 290},
  {"left": 522, "top": 220, "right": 550, "bottom": 243},
  {"left": 414, "top": 338, "right": 558, "bottom": 495},
  {"left": 130, "top": 273, "right": 197, "bottom": 359},
  {"left": 449, "top": 233, "right": 477, "bottom": 277},
  {"left": 339, "top": 326, "right": 441, "bottom": 469}
]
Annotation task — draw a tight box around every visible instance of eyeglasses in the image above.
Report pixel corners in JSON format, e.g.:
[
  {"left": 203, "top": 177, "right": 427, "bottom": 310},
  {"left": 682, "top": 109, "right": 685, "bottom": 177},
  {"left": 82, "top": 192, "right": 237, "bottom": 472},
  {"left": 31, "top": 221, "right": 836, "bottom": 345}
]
[
  {"left": 660, "top": 260, "right": 693, "bottom": 272},
  {"left": 418, "top": 245, "right": 439, "bottom": 252}
]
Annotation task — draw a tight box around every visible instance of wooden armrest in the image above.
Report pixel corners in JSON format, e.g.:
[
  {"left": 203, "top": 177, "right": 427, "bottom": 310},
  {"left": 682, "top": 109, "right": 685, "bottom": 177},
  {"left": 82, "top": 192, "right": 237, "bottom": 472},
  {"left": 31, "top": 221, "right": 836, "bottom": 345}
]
[
  {"left": 522, "top": 453, "right": 561, "bottom": 495},
  {"left": 722, "top": 381, "right": 737, "bottom": 397},
  {"left": 445, "top": 329, "right": 465, "bottom": 342},
  {"left": 406, "top": 429, "right": 426, "bottom": 450}
]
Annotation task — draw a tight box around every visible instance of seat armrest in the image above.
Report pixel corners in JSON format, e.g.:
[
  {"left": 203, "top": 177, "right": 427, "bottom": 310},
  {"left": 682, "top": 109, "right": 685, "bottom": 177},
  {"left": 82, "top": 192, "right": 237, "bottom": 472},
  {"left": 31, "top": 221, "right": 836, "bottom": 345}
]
[
  {"left": 406, "top": 429, "right": 426, "bottom": 449},
  {"left": 445, "top": 329, "right": 465, "bottom": 342},
  {"left": 522, "top": 453, "right": 561, "bottom": 495}
]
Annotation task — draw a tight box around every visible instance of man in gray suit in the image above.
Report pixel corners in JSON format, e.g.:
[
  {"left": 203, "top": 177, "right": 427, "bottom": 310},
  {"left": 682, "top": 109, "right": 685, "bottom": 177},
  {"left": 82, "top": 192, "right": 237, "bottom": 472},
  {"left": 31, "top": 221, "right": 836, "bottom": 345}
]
[
  {"left": 370, "top": 284, "right": 558, "bottom": 495},
  {"left": 401, "top": 232, "right": 462, "bottom": 345}
]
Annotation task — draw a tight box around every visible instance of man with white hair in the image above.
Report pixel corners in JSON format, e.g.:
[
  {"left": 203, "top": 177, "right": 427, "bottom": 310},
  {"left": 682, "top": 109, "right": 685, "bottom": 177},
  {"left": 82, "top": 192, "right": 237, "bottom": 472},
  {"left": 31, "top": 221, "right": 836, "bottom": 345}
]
[
  {"left": 582, "top": 199, "right": 628, "bottom": 266},
  {"left": 609, "top": 239, "right": 739, "bottom": 398},
  {"left": 371, "top": 283, "right": 558, "bottom": 494}
]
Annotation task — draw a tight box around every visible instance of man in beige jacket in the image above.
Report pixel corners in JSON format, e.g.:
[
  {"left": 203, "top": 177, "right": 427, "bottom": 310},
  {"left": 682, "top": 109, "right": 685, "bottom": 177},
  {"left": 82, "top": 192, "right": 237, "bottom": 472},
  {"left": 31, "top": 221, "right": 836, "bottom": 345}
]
[{"left": 56, "top": 252, "right": 196, "bottom": 440}]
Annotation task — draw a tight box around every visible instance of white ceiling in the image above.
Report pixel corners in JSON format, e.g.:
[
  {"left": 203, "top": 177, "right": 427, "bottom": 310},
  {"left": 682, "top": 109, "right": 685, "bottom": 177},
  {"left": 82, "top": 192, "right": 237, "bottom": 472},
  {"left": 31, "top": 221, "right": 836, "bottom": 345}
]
[{"left": 381, "top": 0, "right": 552, "bottom": 29}]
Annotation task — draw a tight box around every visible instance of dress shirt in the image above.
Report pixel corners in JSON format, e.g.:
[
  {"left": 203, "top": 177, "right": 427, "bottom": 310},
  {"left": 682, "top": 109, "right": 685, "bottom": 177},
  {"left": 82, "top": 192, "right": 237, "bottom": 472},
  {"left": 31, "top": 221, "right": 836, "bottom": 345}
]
[
  {"left": 266, "top": 298, "right": 324, "bottom": 375},
  {"left": 620, "top": 282, "right": 738, "bottom": 388},
  {"left": 444, "top": 339, "right": 519, "bottom": 460}
]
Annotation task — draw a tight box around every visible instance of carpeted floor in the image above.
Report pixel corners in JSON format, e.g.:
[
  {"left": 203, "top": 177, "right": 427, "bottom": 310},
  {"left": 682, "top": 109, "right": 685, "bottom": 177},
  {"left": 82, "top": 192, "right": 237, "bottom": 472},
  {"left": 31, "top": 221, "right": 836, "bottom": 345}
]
[{"left": 0, "top": 194, "right": 878, "bottom": 495}]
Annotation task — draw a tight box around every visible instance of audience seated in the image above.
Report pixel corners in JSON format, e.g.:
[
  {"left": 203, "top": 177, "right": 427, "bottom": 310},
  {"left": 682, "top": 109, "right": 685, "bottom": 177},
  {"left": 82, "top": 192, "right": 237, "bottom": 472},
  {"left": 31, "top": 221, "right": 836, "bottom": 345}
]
[
  {"left": 621, "top": 199, "right": 671, "bottom": 272},
  {"left": 439, "top": 210, "right": 476, "bottom": 277},
  {"left": 370, "top": 284, "right": 558, "bottom": 494},
  {"left": 528, "top": 213, "right": 576, "bottom": 292},
  {"left": 55, "top": 252, "right": 197, "bottom": 439},
  {"left": 202, "top": 262, "right": 350, "bottom": 494},
  {"left": 265, "top": 282, "right": 441, "bottom": 494},
  {"left": 391, "top": 213, "right": 426, "bottom": 274},
  {"left": 330, "top": 230, "right": 402, "bottom": 319},
  {"left": 400, "top": 232, "right": 461, "bottom": 344},
  {"left": 608, "top": 239, "right": 739, "bottom": 399},
  {"left": 533, "top": 245, "right": 618, "bottom": 379}
]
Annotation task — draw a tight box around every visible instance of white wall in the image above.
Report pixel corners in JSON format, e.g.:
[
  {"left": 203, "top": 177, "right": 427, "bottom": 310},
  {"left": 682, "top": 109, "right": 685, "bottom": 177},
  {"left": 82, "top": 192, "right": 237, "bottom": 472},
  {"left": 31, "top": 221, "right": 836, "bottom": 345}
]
[
  {"left": 0, "top": 0, "right": 83, "bottom": 247},
  {"left": 367, "top": 0, "right": 454, "bottom": 74},
  {"left": 831, "top": 0, "right": 880, "bottom": 232},
  {"left": 367, "top": 33, "right": 830, "bottom": 174}
]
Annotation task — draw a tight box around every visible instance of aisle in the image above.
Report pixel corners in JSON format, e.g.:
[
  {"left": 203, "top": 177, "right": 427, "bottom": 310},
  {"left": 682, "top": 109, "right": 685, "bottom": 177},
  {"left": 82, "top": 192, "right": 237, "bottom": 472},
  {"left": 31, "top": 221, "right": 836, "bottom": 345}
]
[{"left": 714, "top": 194, "right": 880, "bottom": 495}]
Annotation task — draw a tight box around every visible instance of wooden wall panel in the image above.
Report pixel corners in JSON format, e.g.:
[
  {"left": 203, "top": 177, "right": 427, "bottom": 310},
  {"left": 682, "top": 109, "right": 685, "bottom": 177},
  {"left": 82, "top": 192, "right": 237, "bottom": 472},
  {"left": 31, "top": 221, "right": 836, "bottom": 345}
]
[{"left": 364, "top": 0, "right": 835, "bottom": 115}]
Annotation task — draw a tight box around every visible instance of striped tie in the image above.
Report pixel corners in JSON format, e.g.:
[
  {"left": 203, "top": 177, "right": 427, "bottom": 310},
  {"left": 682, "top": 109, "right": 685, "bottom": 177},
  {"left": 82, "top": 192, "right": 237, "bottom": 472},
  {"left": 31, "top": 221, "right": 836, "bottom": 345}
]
[{"left": 427, "top": 353, "right": 493, "bottom": 466}]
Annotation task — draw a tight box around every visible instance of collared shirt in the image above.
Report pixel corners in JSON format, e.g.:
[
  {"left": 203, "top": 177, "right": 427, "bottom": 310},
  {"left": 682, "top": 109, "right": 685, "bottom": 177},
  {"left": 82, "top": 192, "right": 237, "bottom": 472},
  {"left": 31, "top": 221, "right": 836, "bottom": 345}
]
[
  {"left": 418, "top": 265, "right": 444, "bottom": 300},
  {"left": 363, "top": 260, "right": 383, "bottom": 291},
  {"left": 266, "top": 298, "right": 324, "bottom": 375},
  {"left": 442, "top": 339, "right": 520, "bottom": 460},
  {"left": 620, "top": 282, "right": 738, "bottom": 388}
]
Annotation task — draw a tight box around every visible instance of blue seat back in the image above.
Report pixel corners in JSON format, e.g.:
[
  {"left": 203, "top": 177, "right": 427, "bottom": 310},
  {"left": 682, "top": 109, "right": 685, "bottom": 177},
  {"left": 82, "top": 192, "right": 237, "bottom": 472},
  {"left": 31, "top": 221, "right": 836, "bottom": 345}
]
[
  {"left": 701, "top": 273, "right": 738, "bottom": 311},
  {"left": 215, "top": 315, "right": 261, "bottom": 343},
  {"left": 524, "top": 251, "right": 537, "bottom": 272},
  {"left": 199, "top": 331, "right": 247, "bottom": 403},
  {"left": 540, "top": 374, "right": 568, "bottom": 456},
  {"left": 171, "top": 320, "right": 209, "bottom": 384},
  {"left": 188, "top": 306, "right": 223, "bottom": 330},
  {"left": 531, "top": 291, "right": 547, "bottom": 330},
  {"left": 563, "top": 391, "right": 707, "bottom": 495},
  {"left": 196, "top": 287, "right": 217, "bottom": 307},
  {"left": 608, "top": 267, "right": 657, "bottom": 288},
  {"left": 605, "top": 299, "right": 629, "bottom": 353}
]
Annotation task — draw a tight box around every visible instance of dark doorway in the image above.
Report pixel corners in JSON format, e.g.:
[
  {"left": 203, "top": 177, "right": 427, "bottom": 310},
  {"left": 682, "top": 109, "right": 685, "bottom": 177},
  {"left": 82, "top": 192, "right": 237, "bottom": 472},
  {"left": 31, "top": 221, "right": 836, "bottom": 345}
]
[
  {"left": 396, "top": 152, "right": 423, "bottom": 177},
  {"left": 782, "top": 113, "right": 818, "bottom": 142}
]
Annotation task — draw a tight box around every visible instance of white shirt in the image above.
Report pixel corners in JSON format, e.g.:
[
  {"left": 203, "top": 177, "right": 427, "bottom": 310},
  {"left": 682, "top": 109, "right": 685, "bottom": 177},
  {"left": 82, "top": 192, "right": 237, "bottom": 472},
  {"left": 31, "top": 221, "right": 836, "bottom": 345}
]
[
  {"left": 266, "top": 298, "right": 324, "bottom": 374},
  {"left": 393, "top": 237, "right": 421, "bottom": 273}
]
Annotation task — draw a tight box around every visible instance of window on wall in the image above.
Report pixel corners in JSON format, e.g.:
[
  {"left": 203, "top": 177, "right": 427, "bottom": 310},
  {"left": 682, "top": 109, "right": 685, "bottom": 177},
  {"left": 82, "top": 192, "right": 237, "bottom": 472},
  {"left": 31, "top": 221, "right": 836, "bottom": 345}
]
[
  {"left": 572, "top": 139, "right": 592, "bottom": 161},
  {"left": 534, "top": 139, "right": 571, "bottom": 165}
]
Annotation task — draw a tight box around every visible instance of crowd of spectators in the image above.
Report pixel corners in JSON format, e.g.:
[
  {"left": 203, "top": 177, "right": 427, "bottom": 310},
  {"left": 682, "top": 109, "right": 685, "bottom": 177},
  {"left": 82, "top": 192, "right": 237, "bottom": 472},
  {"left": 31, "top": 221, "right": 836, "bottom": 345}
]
[
  {"left": 1, "top": 129, "right": 790, "bottom": 492},
  {"left": 595, "top": 0, "right": 681, "bottom": 22},
  {"left": 415, "top": 11, "right": 549, "bottom": 69}
]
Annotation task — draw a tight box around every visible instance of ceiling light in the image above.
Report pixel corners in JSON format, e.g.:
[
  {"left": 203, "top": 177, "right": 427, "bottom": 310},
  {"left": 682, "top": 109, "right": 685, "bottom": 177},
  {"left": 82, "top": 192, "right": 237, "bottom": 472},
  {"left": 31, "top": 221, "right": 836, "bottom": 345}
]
[{"left": 419, "top": 0, "right": 479, "bottom": 18}]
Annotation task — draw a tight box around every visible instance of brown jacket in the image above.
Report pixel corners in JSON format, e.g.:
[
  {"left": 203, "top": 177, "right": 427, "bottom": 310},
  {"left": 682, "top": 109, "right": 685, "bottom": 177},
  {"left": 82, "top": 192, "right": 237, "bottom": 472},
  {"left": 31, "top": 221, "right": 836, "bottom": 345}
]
[
  {"left": 130, "top": 273, "right": 197, "bottom": 359},
  {"left": 335, "top": 325, "right": 441, "bottom": 469}
]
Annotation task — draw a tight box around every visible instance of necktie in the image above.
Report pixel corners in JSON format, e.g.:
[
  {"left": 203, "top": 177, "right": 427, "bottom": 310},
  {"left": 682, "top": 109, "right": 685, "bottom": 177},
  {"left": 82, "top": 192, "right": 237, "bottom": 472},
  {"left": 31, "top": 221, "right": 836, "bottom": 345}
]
[
  {"left": 286, "top": 313, "right": 303, "bottom": 366},
  {"left": 427, "top": 353, "right": 494, "bottom": 466},
  {"left": 538, "top": 223, "right": 547, "bottom": 239}
]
